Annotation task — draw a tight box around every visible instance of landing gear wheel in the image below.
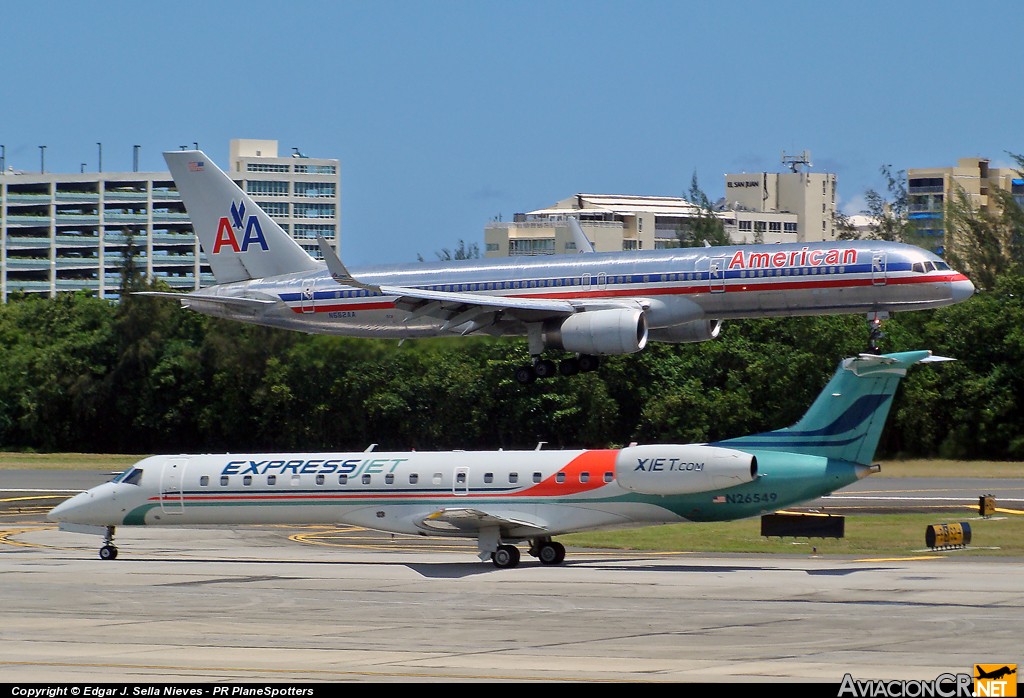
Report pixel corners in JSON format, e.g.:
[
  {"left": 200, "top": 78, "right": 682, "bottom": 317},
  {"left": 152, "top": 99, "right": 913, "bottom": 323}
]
[
  {"left": 578, "top": 354, "right": 600, "bottom": 372},
  {"left": 491, "top": 544, "right": 521, "bottom": 568},
  {"left": 559, "top": 358, "right": 580, "bottom": 376},
  {"left": 533, "top": 359, "right": 557, "bottom": 379},
  {"left": 99, "top": 544, "right": 118, "bottom": 561},
  {"left": 514, "top": 365, "right": 536, "bottom": 384},
  {"left": 538, "top": 541, "right": 566, "bottom": 565},
  {"left": 866, "top": 313, "right": 887, "bottom": 355}
]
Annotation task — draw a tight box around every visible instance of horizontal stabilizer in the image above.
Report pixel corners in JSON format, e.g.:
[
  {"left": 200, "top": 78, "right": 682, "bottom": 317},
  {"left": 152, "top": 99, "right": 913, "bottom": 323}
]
[
  {"left": 717, "top": 350, "right": 952, "bottom": 464},
  {"left": 134, "top": 291, "right": 278, "bottom": 309}
]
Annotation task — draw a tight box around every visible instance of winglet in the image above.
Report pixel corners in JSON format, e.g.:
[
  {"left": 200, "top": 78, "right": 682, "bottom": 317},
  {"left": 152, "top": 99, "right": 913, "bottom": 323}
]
[
  {"left": 568, "top": 217, "right": 595, "bottom": 253},
  {"left": 316, "top": 235, "right": 380, "bottom": 292}
]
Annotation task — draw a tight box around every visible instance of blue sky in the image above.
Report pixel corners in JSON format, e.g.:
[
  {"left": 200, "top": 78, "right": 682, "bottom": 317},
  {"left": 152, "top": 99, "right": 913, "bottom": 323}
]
[{"left": 4, "top": 1, "right": 1022, "bottom": 265}]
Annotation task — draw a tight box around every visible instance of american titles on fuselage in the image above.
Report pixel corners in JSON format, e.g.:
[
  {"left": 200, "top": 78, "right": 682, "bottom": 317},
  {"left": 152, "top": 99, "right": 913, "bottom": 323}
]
[{"left": 726, "top": 247, "right": 857, "bottom": 270}]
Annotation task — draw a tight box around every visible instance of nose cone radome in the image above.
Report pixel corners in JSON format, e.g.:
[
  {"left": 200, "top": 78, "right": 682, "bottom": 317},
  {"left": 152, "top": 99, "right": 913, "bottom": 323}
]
[
  {"left": 47, "top": 491, "right": 93, "bottom": 524},
  {"left": 951, "top": 277, "right": 975, "bottom": 303}
]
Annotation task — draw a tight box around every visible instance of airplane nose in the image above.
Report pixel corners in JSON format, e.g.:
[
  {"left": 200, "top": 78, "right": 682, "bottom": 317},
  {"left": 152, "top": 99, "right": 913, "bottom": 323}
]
[
  {"left": 951, "top": 278, "right": 975, "bottom": 303},
  {"left": 47, "top": 491, "right": 88, "bottom": 523}
]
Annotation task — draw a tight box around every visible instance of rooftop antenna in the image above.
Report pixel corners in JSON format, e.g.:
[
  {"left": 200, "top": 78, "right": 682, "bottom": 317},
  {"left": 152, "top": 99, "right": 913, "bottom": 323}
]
[{"left": 781, "top": 150, "right": 812, "bottom": 173}]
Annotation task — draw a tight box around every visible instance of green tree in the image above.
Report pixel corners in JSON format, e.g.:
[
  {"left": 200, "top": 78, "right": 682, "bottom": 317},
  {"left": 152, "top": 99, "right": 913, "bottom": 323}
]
[
  {"left": 676, "top": 172, "right": 730, "bottom": 247},
  {"left": 834, "top": 209, "right": 860, "bottom": 241},
  {"left": 419, "top": 239, "right": 481, "bottom": 262},
  {"left": 863, "top": 164, "right": 923, "bottom": 244}
]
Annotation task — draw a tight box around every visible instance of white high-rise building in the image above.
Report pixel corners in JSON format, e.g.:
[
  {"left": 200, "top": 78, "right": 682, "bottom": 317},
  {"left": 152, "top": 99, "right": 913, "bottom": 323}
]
[{"left": 0, "top": 139, "right": 340, "bottom": 301}]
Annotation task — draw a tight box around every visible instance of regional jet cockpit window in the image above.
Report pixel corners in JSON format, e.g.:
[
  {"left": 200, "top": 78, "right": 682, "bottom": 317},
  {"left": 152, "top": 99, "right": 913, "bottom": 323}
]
[{"left": 113, "top": 468, "right": 143, "bottom": 486}]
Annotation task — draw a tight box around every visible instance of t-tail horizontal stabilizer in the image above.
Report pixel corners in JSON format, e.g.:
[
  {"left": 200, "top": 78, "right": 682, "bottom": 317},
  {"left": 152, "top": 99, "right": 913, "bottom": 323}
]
[{"left": 716, "top": 350, "right": 953, "bottom": 464}]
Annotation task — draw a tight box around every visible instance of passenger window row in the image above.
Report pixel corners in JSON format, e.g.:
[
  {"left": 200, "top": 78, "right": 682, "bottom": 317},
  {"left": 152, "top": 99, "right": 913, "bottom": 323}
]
[{"left": 197, "top": 471, "right": 617, "bottom": 487}]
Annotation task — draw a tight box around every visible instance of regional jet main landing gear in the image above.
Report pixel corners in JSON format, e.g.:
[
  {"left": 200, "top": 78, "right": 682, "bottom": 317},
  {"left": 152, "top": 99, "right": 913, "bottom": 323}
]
[{"left": 489, "top": 538, "right": 567, "bottom": 568}]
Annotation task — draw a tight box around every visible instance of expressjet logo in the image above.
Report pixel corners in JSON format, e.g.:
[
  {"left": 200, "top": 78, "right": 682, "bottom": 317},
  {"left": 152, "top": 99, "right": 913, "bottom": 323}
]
[
  {"left": 633, "top": 458, "right": 704, "bottom": 472},
  {"left": 726, "top": 246, "right": 857, "bottom": 270},
  {"left": 221, "top": 457, "right": 409, "bottom": 477},
  {"left": 212, "top": 200, "right": 269, "bottom": 253}
]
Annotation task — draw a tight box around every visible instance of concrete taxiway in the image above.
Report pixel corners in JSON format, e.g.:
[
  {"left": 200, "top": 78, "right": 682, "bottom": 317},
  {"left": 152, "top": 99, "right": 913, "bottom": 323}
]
[{"left": 1, "top": 471, "right": 1022, "bottom": 683}]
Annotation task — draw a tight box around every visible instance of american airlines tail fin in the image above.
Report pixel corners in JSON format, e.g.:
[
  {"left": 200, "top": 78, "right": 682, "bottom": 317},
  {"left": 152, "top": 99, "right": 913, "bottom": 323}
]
[
  {"left": 164, "top": 150, "right": 321, "bottom": 284},
  {"left": 717, "top": 350, "right": 953, "bottom": 464}
]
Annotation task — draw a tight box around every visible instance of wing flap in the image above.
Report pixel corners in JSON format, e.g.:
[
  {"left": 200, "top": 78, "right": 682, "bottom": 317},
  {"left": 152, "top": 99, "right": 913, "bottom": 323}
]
[
  {"left": 382, "top": 285, "right": 576, "bottom": 315},
  {"left": 418, "top": 507, "right": 549, "bottom": 537}
]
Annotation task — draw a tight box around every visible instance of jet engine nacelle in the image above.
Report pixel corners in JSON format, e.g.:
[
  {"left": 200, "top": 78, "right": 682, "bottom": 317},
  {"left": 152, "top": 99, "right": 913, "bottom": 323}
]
[
  {"left": 647, "top": 319, "right": 722, "bottom": 344},
  {"left": 615, "top": 444, "right": 757, "bottom": 495},
  {"left": 543, "top": 308, "right": 648, "bottom": 356}
]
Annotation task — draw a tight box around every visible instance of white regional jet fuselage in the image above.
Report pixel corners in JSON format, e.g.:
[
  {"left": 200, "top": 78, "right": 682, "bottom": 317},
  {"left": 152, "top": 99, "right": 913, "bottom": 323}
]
[
  {"left": 156, "top": 151, "right": 974, "bottom": 382},
  {"left": 49, "top": 351, "right": 950, "bottom": 568}
]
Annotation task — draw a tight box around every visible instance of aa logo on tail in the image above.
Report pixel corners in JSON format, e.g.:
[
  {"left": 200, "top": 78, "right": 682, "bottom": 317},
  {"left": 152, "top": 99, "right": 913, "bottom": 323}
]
[{"left": 213, "top": 201, "right": 269, "bottom": 253}]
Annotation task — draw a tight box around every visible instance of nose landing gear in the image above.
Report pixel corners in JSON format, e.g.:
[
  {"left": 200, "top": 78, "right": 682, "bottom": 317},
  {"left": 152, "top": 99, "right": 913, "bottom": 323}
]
[
  {"left": 99, "top": 525, "right": 118, "bottom": 560},
  {"left": 867, "top": 312, "right": 889, "bottom": 355}
]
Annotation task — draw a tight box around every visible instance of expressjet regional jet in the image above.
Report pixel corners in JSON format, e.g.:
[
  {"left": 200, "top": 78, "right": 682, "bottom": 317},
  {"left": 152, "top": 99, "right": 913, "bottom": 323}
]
[
  {"left": 49, "top": 350, "right": 949, "bottom": 567},
  {"left": 152, "top": 150, "right": 974, "bottom": 383}
]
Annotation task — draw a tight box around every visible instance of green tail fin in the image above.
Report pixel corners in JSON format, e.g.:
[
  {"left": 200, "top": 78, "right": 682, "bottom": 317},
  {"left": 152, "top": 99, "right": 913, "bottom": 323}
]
[{"left": 717, "top": 351, "right": 951, "bottom": 464}]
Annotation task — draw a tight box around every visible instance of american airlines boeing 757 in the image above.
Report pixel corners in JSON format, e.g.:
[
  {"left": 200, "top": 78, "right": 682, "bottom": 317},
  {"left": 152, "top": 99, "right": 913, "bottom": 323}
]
[
  {"left": 151, "top": 151, "right": 973, "bottom": 383},
  {"left": 49, "top": 350, "right": 949, "bottom": 567}
]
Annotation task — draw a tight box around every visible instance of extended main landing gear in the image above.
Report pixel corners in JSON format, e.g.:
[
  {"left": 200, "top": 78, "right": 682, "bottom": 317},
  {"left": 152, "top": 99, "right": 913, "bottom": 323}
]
[
  {"left": 99, "top": 525, "right": 118, "bottom": 560},
  {"left": 490, "top": 539, "right": 567, "bottom": 568},
  {"left": 514, "top": 354, "right": 600, "bottom": 385}
]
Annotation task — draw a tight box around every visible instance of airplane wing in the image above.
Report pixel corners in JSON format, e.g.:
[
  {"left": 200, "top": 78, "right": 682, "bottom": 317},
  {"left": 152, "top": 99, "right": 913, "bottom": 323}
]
[
  {"left": 383, "top": 284, "right": 651, "bottom": 335},
  {"left": 315, "top": 234, "right": 644, "bottom": 333},
  {"left": 417, "top": 507, "right": 549, "bottom": 538}
]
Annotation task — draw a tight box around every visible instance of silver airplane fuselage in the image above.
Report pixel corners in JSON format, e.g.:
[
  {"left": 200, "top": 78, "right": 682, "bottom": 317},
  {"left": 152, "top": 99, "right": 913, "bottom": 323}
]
[{"left": 189, "top": 240, "right": 974, "bottom": 338}]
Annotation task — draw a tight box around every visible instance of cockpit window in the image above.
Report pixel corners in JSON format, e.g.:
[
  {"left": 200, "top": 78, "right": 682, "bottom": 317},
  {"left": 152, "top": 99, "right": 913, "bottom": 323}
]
[
  {"left": 934, "top": 261, "right": 950, "bottom": 271},
  {"left": 115, "top": 468, "right": 144, "bottom": 486},
  {"left": 912, "top": 262, "right": 926, "bottom": 273}
]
